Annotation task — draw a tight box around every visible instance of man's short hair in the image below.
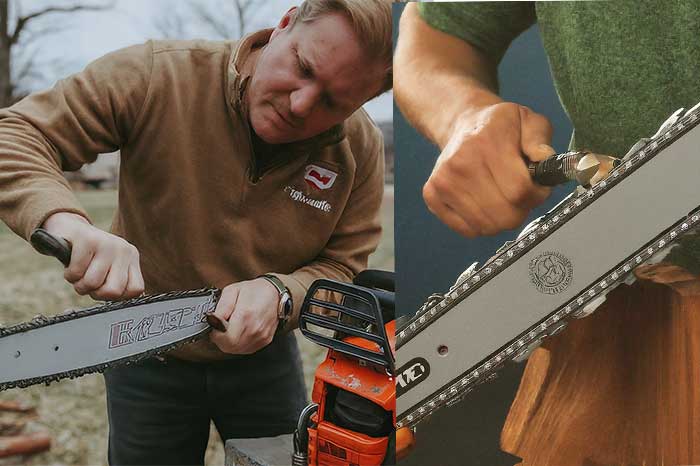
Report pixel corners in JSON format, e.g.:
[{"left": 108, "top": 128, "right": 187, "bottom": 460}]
[{"left": 294, "top": 0, "right": 392, "bottom": 94}]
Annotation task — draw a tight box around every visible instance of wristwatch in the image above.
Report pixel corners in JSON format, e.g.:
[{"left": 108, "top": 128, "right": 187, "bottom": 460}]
[{"left": 260, "top": 274, "right": 293, "bottom": 332}]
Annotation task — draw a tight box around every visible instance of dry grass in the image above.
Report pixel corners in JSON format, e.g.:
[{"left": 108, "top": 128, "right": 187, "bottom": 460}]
[{"left": 0, "top": 187, "right": 394, "bottom": 466}]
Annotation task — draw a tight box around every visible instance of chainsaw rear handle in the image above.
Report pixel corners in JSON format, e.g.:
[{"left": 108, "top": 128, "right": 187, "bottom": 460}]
[
  {"left": 29, "top": 228, "right": 72, "bottom": 267},
  {"left": 353, "top": 270, "right": 394, "bottom": 318},
  {"left": 353, "top": 269, "right": 394, "bottom": 292}
]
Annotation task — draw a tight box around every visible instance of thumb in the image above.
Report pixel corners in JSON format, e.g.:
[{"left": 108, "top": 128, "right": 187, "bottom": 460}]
[
  {"left": 519, "top": 106, "right": 555, "bottom": 162},
  {"left": 213, "top": 286, "right": 239, "bottom": 321}
]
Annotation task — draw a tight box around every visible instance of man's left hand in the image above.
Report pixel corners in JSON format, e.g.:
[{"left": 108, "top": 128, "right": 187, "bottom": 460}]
[{"left": 209, "top": 278, "right": 280, "bottom": 354}]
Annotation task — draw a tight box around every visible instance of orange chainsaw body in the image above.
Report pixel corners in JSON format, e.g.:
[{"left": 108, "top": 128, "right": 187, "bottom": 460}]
[{"left": 306, "top": 321, "right": 396, "bottom": 466}]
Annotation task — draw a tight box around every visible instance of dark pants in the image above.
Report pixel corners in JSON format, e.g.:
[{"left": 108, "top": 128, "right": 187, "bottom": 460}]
[{"left": 103, "top": 333, "right": 307, "bottom": 466}]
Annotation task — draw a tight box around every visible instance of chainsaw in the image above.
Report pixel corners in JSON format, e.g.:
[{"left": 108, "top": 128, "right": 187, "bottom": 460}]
[
  {"left": 291, "top": 269, "right": 397, "bottom": 466},
  {"left": 395, "top": 100, "right": 700, "bottom": 453},
  {"left": 0, "top": 228, "right": 262, "bottom": 391},
  {"left": 0, "top": 226, "right": 402, "bottom": 465}
]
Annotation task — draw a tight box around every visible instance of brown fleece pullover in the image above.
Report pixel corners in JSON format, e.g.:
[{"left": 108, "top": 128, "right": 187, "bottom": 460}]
[{"left": 0, "top": 30, "right": 384, "bottom": 361}]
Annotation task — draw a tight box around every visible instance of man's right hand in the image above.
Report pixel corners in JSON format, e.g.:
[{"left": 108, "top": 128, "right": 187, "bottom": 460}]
[
  {"left": 422, "top": 102, "right": 555, "bottom": 238},
  {"left": 41, "top": 212, "right": 144, "bottom": 301},
  {"left": 395, "top": 4, "right": 555, "bottom": 238}
]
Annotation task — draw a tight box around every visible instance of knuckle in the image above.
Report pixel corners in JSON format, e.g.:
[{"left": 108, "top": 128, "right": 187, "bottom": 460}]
[
  {"left": 422, "top": 181, "right": 436, "bottom": 202},
  {"left": 530, "top": 109, "right": 552, "bottom": 131},
  {"left": 218, "top": 342, "right": 234, "bottom": 354},
  {"left": 541, "top": 116, "right": 553, "bottom": 134},
  {"left": 428, "top": 173, "right": 452, "bottom": 195},
  {"left": 535, "top": 187, "right": 551, "bottom": 204},
  {"left": 480, "top": 224, "right": 498, "bottom": 236},
  {"left": 119, "top": 239, "right": 133, "bottom": 252},
  {"left": 502, "top": 212, "right": 528, "bottom": 231},
  {"left": 450, "top": 219, "right": 475, "bottom": 238},
  {"left": 82, "top": 276, "right": 102, "bottom": 290},
  {"left": 503, "top": 179, "right": 531, "bottom": 205},
  {"left": 64, "top": 269, "right": 81, "bottom": 283},
  {"left": 461, "top": 226, "right": 477, "bottom": 239},
  {"left": 100, "top": 285, "right": 123, "bottom": 300},
  {"left": 223, "top": 283, "right": 239, "bottom": 294},
  {"left": 443, "top": 152, "right": 474, "bottom": 178}
]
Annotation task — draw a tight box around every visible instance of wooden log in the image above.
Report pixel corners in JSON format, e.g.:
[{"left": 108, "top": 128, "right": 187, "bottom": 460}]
[
  {"left": 0, "top": 401, "right": 34, "bottom": 413},
  {"left": 501, "top": 276, "right": 700, "bottom": 465},
  {"left": 0, "top": 432, "right": 51, "bottom": 458},
  {"left": 0, "top": 420, "right": 26, "bottom": 437}
]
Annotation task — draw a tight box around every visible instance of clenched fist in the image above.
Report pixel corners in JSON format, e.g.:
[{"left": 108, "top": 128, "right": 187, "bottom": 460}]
[
  {"left": 42, "top": 212, "right": 144, "bottom": 301},
  {"left": 208, "top": 278, "right": 281, "bottom": 354},
  {"left": 423, "top": 102, "right": 555, "bottom": 237}
]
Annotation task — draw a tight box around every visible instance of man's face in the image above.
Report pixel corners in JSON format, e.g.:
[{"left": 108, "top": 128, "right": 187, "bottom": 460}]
[{"left": 247, "top": 9, "right": 386, "bottom": 144}]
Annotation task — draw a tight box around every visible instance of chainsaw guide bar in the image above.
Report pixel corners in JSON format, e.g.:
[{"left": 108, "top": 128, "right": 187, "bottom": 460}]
[
  {"left": 396, "top": 103, "right": 700, "bottom": 430},
  {"left": 0, "top": 288, "right": 220, "bottom": 391}
]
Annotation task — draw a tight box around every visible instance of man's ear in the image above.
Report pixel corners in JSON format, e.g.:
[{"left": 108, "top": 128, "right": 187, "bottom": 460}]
[{"left": 271, "top": 6, "right": 298, "bottom": 40}]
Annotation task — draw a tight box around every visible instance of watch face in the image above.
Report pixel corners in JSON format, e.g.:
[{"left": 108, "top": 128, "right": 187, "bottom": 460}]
[{"left": 279, "top": 293, "right": 292, "bottom": 319}]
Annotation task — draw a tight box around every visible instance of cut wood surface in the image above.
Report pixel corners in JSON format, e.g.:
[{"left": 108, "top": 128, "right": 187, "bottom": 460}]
[
  {"left": 0, "top": 432, "right": 51, "bottom": 458},
  {"left": 0, "top": 401, "right": 34, "bottom": 413},
  {"left": 0, "top": 420, "right": 27, "bottom": 436},
  {"left": 501, "top": 280, "right": 700, "bottom": 466}
]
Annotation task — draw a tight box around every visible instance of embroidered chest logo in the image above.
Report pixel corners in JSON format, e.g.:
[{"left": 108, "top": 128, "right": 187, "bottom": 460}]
[
  {"left": 304, "top": 164, "right": 337, "bottom": 190},
  {"left": 529, "top": 251, "right": 573, "bottom": 295},
  {"left": 284, "top": 186, "right": 332, "bottom": 213}
]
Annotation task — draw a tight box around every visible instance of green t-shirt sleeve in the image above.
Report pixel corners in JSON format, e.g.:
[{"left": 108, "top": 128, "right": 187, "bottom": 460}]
[{"left": 418, "top": 2, "right": 537, "bottom": 64}]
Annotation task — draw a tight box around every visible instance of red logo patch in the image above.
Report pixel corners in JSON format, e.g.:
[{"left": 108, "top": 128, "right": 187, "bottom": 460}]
[{"left": 304, "top": 165, "right": 337, "bottom": 190}]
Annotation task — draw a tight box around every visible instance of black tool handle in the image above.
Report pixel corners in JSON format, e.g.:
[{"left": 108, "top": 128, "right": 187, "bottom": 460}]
[
  {"left": 528, "top": 154, "right": 569, "bottom": 186},
  {"left": 29, "top": 228, "right": 72, "bottom": 267}
]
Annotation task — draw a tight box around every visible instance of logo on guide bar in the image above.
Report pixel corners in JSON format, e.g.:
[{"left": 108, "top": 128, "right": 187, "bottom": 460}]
[
  {"left": 396, "top": 357, "right": 430, "bottom": 397},
  {"left": 529, "top": 251, "right": 573, "bottom": 294},
  {"left": 108, "top": 302, "right": 210, "bottom": 349}
]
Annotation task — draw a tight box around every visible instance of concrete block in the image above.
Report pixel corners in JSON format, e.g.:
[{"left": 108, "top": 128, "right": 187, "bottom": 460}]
[{"left": 225, "top": 434, "right": 294, "bottom": 466}]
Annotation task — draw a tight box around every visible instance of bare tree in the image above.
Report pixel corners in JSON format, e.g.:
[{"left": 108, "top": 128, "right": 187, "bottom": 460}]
[
  {"left": 153, "top": 0, "right": 267, "bottom": 41},
  {"left": 0, "top": 0, "right": 113, "bottom": 107}
]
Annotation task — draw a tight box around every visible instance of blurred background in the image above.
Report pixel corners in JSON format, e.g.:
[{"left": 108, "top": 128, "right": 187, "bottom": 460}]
[
  {"left": 393, "top": 2, "right": 574, "bottom": 465},
  {"left": 0, "top": 1, "right": 393, "bottom": 464}
]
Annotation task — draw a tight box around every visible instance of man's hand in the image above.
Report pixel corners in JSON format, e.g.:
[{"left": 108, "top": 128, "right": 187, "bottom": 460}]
[
  {"left": 42, "top": 212, "right": 144, "bottom": 300},
  {"left": 209, "top": 278, "right": 280, "bottom": 354},
  {"left": 395, "top": 5, "right": 554, "bottom": 238},
  {"left": 423, "top": 102, "right": 555, "bottom": 237}
]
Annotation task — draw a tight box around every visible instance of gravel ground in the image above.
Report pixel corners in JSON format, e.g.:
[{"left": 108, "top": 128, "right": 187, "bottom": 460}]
[{"left": 0, "top": 187, "right": 393, "bottom": 466}]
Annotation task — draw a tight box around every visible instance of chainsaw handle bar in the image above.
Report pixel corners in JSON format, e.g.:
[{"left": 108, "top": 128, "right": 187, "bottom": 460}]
[{"left": 30, "top": 228, "right": 72, "bottom": 267}]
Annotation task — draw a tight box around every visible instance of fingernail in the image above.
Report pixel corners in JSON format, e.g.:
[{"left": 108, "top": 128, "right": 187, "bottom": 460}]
[{"left": 539, "top": 144, "right": 556, "bottom": 155}]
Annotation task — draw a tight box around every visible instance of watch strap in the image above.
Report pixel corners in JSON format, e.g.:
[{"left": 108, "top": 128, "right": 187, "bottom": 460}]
[
  {"left": 260, "top": 274, "right": 292, "bottom": 333},
  {"left": 260, "top": 274, "right": 287, "bottom": 295}
]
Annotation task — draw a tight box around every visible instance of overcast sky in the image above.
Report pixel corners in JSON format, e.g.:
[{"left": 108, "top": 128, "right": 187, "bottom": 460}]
[{"left": 15, "top": 0, "right": 391, "bottom": 122}]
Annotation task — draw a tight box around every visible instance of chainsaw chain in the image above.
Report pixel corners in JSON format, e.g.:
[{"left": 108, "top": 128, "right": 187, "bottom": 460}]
[
  {"left": 396, "top": 104, "right": 700, "bottom": 429},
  {"left": 0, "top": 288, "right": 220, "bottom": 392}
]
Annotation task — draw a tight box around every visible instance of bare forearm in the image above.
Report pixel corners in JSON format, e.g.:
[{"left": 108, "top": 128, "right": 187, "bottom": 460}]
[{"left": 394, "top": 3, "right": 502, "bottom": 148}]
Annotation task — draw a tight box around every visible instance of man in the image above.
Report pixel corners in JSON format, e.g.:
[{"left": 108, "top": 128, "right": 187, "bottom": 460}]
[
  {"left": 0, "top": 0, "right": 391, "bottom": 464},
  {"left": 395, "top": 2, "right": 700, "bottom": 465}
]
